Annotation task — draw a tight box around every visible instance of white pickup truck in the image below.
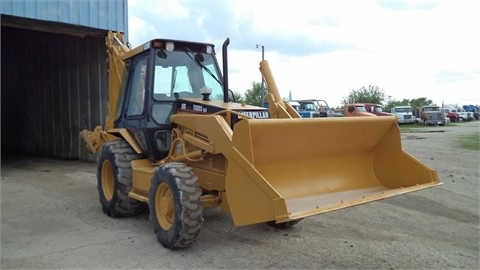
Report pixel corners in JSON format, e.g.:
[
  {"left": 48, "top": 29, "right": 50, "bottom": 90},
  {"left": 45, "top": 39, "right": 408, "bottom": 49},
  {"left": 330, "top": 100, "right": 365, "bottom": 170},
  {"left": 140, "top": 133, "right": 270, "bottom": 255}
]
[
  {"left": 453, "top": 108, "right": 474, "bottom": 121},
  {"left": 391, "top": 106, "right": 416, "bottom": 124}
]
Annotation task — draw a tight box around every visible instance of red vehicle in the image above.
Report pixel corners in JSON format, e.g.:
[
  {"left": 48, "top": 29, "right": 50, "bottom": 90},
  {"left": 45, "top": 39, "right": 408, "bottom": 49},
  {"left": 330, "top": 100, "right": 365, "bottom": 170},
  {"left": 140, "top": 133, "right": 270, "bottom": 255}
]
[
  {"left": 344, "top": 104, "right": 376, "bottom": 117},
  {"left": 444, "top": 108, "right": 460, "bottom": 122},
  {"left": 363, "top": 103, "right": 394, "bottom": 117}
]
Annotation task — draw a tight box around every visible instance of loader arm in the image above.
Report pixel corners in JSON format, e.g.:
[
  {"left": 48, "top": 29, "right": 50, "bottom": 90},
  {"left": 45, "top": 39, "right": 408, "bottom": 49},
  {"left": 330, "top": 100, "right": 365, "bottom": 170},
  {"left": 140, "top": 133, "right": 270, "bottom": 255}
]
[
  {"left": 104, "top": 31, "right": 130, "bottom": 131},
  {"left": 80, "top": 32, "right": 130, "bottom": 154},
  {"left": 259, "top": 60, "right": 301, "bottom": 119}
]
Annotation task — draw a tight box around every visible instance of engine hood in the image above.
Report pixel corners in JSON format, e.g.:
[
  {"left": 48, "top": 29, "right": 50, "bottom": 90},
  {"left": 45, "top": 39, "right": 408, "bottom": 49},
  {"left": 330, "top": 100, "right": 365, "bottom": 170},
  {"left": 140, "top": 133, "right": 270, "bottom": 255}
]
[{"left": 176, "top": 98, "right": 270, "bottom": 119}]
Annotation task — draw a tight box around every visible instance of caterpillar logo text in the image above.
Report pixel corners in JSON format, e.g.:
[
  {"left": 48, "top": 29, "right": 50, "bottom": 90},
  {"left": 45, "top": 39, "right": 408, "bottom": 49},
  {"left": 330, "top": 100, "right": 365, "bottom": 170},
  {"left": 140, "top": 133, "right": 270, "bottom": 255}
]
[{"left": 238, "top": 111, "right": 270, "bottom": 119}]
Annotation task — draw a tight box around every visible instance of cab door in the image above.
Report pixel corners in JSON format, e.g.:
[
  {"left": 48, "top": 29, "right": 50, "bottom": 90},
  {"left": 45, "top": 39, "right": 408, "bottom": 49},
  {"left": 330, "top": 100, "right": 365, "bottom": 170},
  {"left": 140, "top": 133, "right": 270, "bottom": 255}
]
[{"left": 122, "top": 55, "right": 150, "bottom": 154}]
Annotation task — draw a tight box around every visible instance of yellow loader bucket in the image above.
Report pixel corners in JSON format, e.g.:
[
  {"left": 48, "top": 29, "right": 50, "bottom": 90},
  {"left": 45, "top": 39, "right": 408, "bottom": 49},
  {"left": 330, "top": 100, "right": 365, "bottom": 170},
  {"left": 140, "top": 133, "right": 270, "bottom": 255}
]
[{"left": 225, "top": 116, "right": 440, "bottom": 226}]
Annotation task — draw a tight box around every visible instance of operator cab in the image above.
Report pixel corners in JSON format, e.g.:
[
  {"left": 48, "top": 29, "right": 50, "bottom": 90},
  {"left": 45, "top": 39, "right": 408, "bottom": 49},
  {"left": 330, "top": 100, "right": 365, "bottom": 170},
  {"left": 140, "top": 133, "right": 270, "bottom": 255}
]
[{"left": 114, "top": 39, "right": 224, "bottom": 160}]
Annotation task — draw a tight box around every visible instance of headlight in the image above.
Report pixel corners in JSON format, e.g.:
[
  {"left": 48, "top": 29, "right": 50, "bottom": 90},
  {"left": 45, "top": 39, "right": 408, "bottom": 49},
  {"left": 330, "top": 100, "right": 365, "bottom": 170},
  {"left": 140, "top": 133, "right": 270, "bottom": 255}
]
[
  {"left": 206, "top": 45, "right": 213, "bottom": 54},
  {"left": 165, "top": 42, "right": 175, "bottom": 52}
]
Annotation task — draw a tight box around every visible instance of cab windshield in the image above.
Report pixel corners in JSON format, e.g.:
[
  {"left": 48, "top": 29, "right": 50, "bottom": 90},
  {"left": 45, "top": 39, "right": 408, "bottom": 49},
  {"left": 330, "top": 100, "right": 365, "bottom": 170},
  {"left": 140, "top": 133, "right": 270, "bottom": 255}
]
[
  {"left": 356, "top": 106, "right": 367, "bottom": 112},
  {"left": 303, "top": 103, "right": 315, "bottom": 111},
  {"left": 396, "top": 107, "right": 412, "bottom": 113},
  {"left": 152, "top": 49, "right": 223, "bottom": 100}
]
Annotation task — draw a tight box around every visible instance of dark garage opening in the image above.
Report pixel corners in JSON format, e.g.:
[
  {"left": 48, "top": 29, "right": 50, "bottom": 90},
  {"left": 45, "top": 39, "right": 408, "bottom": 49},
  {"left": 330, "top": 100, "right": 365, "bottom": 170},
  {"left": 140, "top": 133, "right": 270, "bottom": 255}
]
[{"left": 1, "top": 16, "right": 109, "bottom": 161}]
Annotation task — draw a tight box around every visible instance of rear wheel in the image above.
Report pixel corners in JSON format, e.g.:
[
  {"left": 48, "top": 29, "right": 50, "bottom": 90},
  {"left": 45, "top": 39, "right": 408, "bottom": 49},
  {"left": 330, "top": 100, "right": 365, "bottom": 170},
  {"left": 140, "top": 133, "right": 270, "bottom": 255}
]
[
  {"left": 97, "top": 140, "right": 145, "bottom": 217},
  {"left": 149, "top": 162, "right": 203, "bottom": 249}
]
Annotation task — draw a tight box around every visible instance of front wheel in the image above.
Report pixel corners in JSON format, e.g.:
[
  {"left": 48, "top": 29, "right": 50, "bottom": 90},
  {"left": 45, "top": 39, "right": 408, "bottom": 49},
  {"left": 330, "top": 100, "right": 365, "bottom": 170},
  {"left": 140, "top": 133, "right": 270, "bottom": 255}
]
[
  {"left": 97, "top": 140, "right": 145, "bottom": 217},
  {"left": 149, "top": 162, "right": 203, "bottom": 249}
]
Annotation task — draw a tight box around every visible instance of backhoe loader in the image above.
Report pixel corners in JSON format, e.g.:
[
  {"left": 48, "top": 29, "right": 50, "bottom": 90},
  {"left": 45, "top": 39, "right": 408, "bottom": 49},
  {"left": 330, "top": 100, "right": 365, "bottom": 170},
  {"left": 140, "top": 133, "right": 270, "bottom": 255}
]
[{"left": 80, "top": 32, "right": 441, "bottom": 249}]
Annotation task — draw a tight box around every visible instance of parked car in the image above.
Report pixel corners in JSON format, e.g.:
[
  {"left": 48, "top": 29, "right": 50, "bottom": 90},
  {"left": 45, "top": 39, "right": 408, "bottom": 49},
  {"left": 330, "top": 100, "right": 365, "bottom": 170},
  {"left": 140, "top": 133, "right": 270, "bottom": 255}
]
[
  {"left": 344, "top": 104, "right": 376, "bottom": 117},
  {"left": 363, "top": 103, "right": 394, "bottom": 117},
  {"left": 420, "top": 105, "right": 446, "bottom": 125},
  {"left": 391, "top": 106, "right": 416, "bottom": 124},
  {"left": 455, "top": 108, "right": 474, "bottom": 121},
  {"left": 463, "top": 105, "right": 479, "bottom": 120},
  {"left": 444, "top": 108, "right": 460, "bottom": 122},
  {"left": 293, "top": 99, "right": 343, "bottom": 117},
  {"left": 287, "top": 101, "right": 322, "bottom": 118}
]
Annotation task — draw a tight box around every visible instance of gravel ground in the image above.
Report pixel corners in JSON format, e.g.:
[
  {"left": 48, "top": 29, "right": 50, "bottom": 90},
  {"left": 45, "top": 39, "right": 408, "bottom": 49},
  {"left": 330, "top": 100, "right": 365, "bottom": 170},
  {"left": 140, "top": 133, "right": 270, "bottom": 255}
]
[{"left": 1, "top": 121, "right": 479, "bottom": 269}]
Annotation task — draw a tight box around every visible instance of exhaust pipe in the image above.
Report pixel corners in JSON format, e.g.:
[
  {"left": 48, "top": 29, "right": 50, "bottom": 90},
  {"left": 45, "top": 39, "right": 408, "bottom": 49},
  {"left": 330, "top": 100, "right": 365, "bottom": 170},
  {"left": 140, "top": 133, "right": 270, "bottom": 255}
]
[{"left": 222, "top": 38, "right": 230, "bottom": 103}]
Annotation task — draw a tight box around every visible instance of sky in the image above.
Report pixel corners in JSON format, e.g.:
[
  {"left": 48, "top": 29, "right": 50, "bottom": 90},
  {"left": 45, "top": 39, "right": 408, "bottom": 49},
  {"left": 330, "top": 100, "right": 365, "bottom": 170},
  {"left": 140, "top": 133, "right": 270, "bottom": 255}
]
[{"left": 127, "top": 0, "right": 480, "bottom": 108}]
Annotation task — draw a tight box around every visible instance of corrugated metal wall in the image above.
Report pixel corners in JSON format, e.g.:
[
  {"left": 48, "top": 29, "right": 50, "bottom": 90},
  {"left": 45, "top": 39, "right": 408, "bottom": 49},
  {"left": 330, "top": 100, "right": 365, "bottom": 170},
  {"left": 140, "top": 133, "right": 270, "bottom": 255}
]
[
  {"left": 0, "top": 0, "right": 127, "bottom": 38},
  {"left": 0, "top": 0, "right": 127, "bottom": 161},
  {"left": 1, "top": 25, "right": 108, "bottom": 160}
]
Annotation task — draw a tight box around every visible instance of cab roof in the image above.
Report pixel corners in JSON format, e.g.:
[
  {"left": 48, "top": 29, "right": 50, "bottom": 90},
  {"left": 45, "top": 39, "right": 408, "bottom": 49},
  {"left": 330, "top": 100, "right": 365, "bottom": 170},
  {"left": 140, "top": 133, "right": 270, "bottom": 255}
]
[{"left": 124, "top": 38, "right": 216, "bottom": 60}]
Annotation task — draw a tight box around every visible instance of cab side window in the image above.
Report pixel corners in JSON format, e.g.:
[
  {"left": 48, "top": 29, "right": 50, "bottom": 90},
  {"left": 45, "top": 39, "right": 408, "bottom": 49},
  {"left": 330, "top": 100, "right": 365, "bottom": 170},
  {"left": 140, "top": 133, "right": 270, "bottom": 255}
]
[{"left": 127, "top": 58, "right": 148, "bottom": 116}]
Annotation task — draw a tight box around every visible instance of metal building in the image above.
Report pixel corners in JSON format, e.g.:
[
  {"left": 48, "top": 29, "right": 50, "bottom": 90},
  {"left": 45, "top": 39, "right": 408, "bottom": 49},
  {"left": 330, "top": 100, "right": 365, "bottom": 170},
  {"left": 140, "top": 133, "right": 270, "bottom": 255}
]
[{"left": 1, "top": 0, "right": 128, "bottom": 161}]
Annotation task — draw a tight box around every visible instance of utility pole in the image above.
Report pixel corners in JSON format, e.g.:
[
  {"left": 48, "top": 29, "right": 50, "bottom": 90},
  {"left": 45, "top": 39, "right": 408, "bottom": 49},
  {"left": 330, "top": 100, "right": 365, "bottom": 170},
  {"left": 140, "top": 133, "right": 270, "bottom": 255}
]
[{"left": 256, "top": 44, "right": 265, "bottom": 106}]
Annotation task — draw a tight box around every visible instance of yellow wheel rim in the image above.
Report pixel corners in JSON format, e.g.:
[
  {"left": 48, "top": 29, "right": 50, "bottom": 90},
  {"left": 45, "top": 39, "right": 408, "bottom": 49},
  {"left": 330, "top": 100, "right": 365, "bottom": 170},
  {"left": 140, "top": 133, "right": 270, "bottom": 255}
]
[
  {"left": 155, "top": 182, "right": 174, "bottom": 230},
  {"left": 101, "top": 160, "right": 114, "bottom": 201}
]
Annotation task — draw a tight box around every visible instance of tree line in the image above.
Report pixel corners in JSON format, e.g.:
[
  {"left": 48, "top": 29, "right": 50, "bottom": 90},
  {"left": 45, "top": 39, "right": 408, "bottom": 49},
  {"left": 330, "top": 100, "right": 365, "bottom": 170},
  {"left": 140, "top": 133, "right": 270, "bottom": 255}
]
[
  {"left": 339, "top": 85, "right": 433, "bottom": 112},
  {"left": 232, "top": 82, "right": 434, "bottom": 112}
]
